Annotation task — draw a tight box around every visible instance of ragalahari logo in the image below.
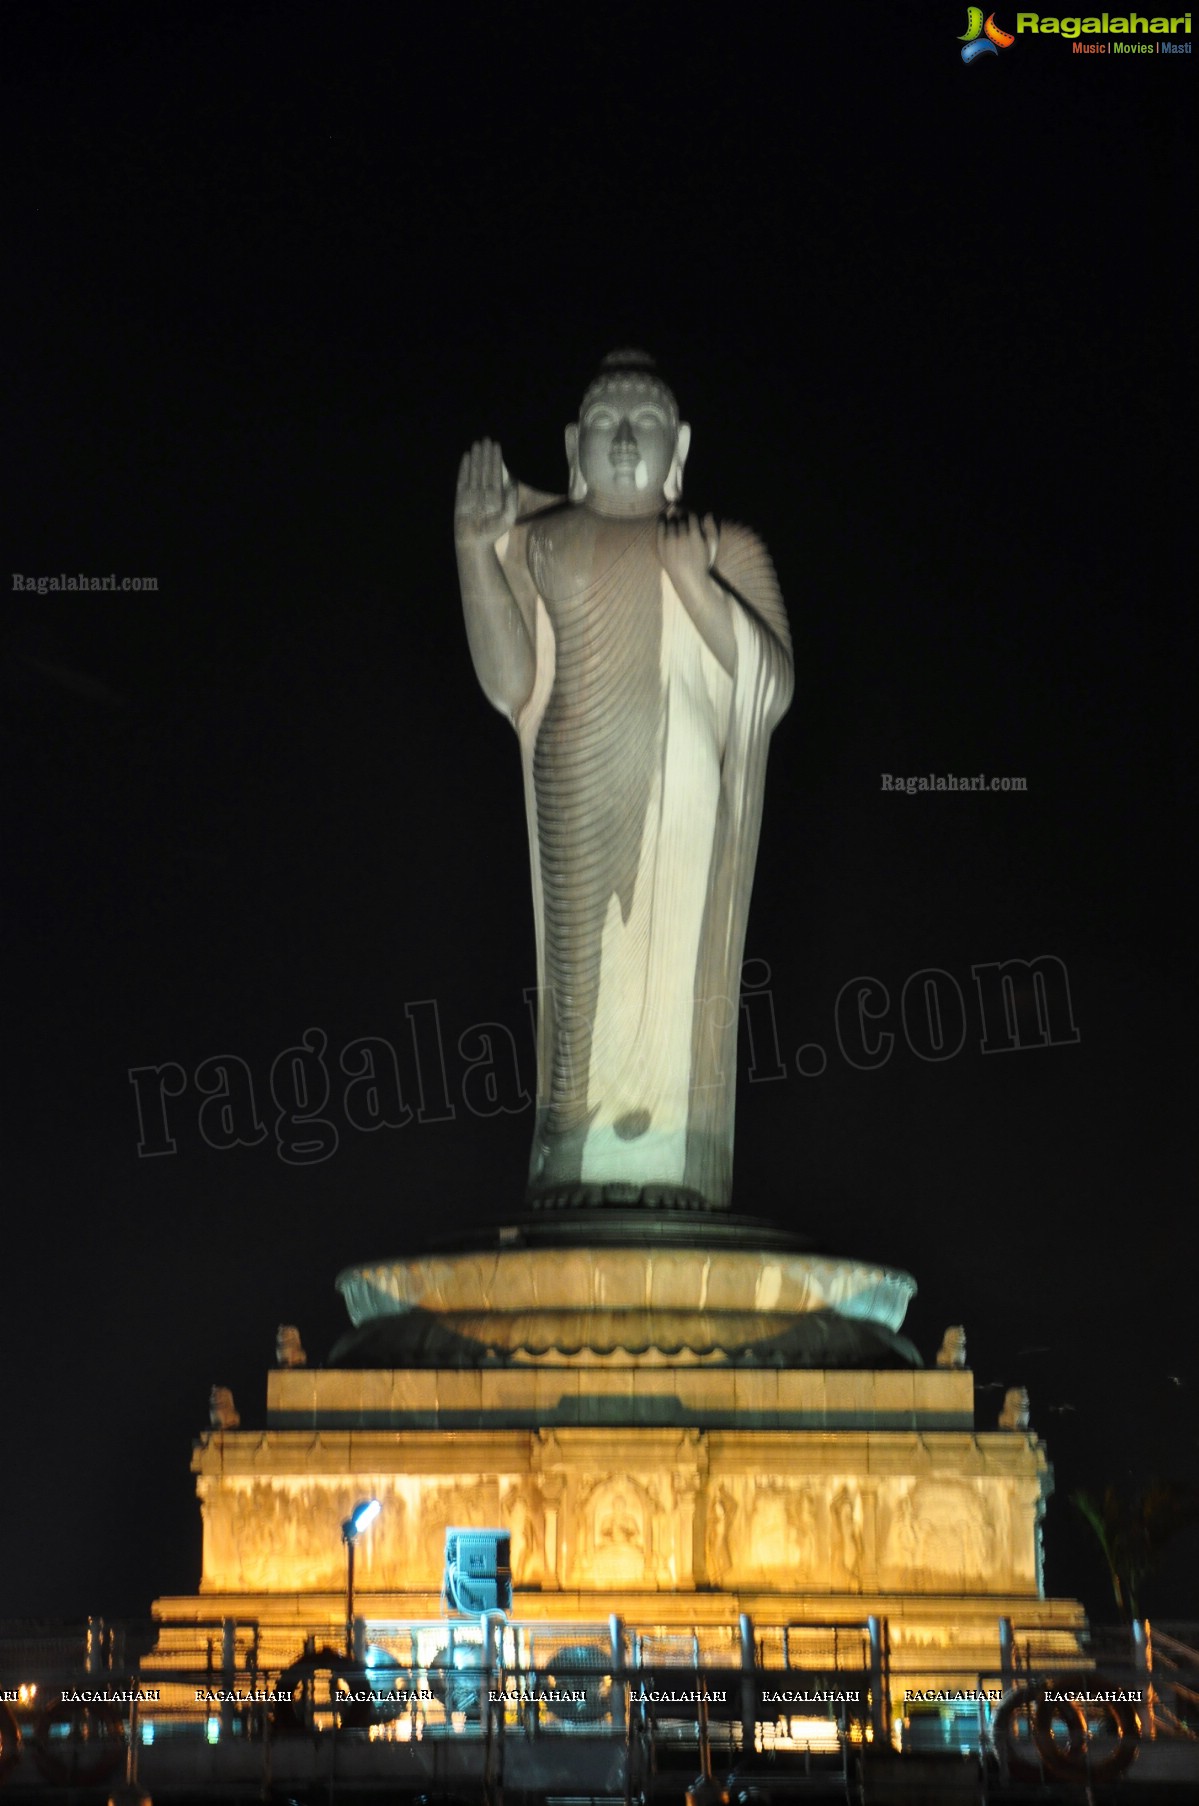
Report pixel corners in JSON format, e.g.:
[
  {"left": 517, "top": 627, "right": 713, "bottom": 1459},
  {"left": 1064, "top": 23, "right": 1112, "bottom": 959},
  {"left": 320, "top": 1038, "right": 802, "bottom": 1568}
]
[{"left": 960, "top": 7, "right": 1016, "bottom": 58}]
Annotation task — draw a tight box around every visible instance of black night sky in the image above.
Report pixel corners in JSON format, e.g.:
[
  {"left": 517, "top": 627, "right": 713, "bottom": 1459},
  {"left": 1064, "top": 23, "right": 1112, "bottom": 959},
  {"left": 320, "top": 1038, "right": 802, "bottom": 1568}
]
[{"left": 4, "top": 2, "right": 1195, "bottom": 1627}]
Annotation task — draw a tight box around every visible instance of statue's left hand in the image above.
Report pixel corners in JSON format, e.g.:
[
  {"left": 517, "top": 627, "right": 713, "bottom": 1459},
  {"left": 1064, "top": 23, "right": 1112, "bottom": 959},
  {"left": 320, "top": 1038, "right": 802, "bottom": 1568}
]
[
  {"left": 658, "top": 511, "right": 735, "bottom": 675},
  {"left": 657, "top": 511, "right": 719, "bottom": 596}
]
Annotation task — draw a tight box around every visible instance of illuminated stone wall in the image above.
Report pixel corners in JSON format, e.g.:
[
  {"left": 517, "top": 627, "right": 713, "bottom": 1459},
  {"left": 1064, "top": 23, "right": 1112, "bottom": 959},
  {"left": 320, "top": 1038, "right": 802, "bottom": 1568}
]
[{"left": 194, "top": 1420, "right": 1047, "bottom": 1599}]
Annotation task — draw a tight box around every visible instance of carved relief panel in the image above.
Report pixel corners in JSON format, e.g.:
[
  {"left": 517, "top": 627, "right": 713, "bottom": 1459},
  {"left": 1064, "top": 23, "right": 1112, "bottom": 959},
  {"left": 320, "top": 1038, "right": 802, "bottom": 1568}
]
[
  {"left": 699, "top": 1476, "right": 869, "bottom": 1590},
  {"left": 877, "top": 1478, "right": 1018, "bottom": 1590}
]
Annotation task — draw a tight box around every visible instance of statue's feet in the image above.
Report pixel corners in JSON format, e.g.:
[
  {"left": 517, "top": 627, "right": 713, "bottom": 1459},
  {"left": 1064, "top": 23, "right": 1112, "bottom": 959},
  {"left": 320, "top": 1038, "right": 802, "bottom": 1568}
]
[{"left": 527, "top": 1181, "right": 715, "bottom": 1212}]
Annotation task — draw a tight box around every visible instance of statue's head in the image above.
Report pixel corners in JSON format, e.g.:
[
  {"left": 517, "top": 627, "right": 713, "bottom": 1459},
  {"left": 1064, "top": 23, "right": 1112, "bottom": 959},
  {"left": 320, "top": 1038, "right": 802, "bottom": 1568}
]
[{"left": 566, "top": 350, "right": 690, "bottom": 514}]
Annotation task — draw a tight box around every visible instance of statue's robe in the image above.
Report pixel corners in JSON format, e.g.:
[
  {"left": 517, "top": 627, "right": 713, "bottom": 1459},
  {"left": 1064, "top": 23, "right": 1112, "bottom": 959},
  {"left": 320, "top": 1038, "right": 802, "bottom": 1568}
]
[{"left": 498, "top": 492, "right": 792, "bottom": 1210}]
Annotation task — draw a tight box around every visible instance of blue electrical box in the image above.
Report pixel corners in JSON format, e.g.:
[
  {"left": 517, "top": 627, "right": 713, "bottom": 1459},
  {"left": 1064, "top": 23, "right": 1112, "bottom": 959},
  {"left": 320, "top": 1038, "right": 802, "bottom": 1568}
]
[{"left": 443, "top": 1527, "right": 512, "bottom": 1613}]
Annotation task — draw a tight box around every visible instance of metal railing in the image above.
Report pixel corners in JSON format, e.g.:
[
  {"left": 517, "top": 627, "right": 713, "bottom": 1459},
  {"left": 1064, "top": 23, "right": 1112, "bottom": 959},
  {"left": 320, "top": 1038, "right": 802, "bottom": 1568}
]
[{"left": 3, "top": 1612, "right": 1197, "bottom": 1799}]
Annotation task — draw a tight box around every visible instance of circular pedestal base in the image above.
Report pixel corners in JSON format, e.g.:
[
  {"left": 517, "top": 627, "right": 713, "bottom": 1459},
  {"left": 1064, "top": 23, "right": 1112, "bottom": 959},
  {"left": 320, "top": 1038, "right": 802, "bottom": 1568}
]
[{"left": 333, "top": 1213, "right": 917, "bottom": 1370}]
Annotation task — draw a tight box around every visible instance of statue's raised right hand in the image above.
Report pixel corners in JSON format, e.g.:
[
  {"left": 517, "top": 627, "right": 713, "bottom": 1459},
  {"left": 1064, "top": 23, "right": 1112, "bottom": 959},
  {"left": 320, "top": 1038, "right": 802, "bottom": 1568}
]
[{"left": 455, "top": 438, "right": 518, "bottom": 549}]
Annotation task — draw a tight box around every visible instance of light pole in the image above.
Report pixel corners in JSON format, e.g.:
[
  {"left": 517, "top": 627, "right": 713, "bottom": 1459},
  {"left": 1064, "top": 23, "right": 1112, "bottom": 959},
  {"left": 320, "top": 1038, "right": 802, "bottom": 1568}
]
[{"left": 341, "top": 1498, "right": 381, "bottom": 1660}]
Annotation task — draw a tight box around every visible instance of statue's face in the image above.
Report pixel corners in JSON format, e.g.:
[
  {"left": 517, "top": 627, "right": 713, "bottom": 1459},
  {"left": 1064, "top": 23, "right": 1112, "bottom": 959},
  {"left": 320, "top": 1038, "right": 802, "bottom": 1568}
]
[{"left": 576, "top": 382, "right": 677, "bottom": 510}]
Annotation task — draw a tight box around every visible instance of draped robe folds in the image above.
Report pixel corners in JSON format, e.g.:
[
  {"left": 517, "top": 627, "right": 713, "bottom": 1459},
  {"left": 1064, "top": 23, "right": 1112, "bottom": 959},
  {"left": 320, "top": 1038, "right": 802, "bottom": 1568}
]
[{"left": 498, "top": 495, "right": 793, "bottom": 1211}]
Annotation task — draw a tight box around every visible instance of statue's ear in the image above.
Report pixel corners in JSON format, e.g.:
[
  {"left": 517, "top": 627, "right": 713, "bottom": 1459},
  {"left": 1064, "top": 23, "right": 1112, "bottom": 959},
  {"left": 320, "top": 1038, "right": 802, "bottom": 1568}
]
[
  {"left": 565, "top": 422, "right": 587, "bottom": 501},
  {"left": 664, "top": 420, "right": 691, "bottom": 503}
]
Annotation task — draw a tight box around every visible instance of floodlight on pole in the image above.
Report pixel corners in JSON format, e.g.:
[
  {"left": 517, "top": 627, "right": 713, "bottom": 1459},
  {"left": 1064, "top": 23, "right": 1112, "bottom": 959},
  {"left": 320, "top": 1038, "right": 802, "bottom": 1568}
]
[
  {"left": 344, "top": 1498, "right": 381, "bottom": 1540},
  {"left": 341, "top": 1498, "right": 381, "bottom": 1657}
]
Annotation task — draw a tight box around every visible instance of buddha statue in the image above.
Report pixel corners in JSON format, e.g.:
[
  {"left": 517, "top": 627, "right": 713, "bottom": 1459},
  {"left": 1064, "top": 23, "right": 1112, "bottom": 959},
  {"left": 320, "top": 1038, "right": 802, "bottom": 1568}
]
[{"left": 455, "top": 352, "right": 793, "bottom": 1211}]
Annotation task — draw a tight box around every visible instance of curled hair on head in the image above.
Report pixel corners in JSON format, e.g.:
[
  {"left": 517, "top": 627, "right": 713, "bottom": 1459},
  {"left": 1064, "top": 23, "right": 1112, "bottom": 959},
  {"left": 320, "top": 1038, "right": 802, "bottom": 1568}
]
[{"left": 580, "top": 348, "right": 679, "bottom": 428}]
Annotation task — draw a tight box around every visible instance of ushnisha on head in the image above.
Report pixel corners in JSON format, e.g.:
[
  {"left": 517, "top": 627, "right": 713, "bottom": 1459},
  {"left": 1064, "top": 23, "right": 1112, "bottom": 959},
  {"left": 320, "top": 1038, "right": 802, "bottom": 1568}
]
[{"left": 566, "top": 350, "right": 691, "bottom": 515}]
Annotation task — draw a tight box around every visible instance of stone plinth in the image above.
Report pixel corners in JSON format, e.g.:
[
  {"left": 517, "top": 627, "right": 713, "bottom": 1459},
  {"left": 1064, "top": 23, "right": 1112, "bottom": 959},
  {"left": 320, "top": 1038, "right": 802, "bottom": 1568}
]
[
  {"left": 156, "top": 1223, "right": 1086, "bottom": 1716},
  {"left": 164, "top": 1370, "right": 1083, "bottom": 1716},
  {"left": 196, "top": 1374, "right": 1046, "bottom": 1600}
]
